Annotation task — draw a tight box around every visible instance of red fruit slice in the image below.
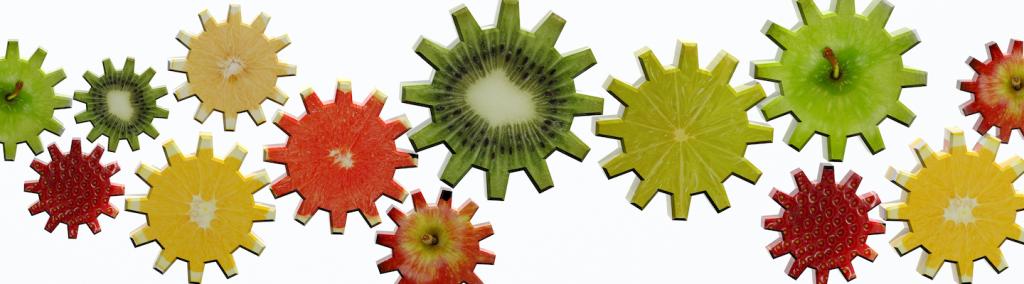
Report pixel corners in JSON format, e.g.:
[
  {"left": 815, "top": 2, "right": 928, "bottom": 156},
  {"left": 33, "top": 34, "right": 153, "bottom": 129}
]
[
  {"left": 377, "top": 190, "right": 495, "bottom": 284},
  {"left": 25, "top": 139, "right": 122, "bottom": 238},
  {"left": 266, "top": 80, "right": 416, "bottom": 234},
  {"left": 960, "top": 40, "right": 1024, "bottom": 142}
]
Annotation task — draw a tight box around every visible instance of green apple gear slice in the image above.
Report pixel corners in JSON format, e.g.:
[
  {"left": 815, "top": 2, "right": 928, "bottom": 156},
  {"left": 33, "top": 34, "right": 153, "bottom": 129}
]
[
  {"left": 403, "top": 0, "right": 603, "bottom": 200},
  {"left": 755, "top": 0, "right": 926, "bottom": 161},
  {"left": 74, "top": 58, "right": 169, "bottom": 152},
  {"left": 0, "top": 40, "right": 69, "bottom": 161},
  {"left": 596, "top": 42, "right": 773, "bottom": 220}
]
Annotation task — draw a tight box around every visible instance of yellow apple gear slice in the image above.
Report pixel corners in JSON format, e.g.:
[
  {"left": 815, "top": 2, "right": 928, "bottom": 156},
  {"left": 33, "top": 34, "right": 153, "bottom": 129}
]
[
  {"left": 126, "top": 134, "right": 275, "bottom": 283},
  {"left": 169, "top": 4, "right": 295, "bottom": 131},
  {"left": 883, "top": 127, "right": 1024, "bottom": 283}
]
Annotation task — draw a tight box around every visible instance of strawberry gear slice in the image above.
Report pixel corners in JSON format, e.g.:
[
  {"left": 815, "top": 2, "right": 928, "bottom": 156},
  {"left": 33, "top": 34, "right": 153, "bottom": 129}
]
[
  {"left": 266, "top": 80, "right": 416, "bottom": 234},
  {"left": 26, "top": 139, "right": 122, "bottom": 238}
]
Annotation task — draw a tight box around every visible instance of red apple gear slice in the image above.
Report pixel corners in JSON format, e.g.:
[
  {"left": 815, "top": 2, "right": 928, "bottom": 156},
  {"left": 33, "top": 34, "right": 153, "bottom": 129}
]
[
  {"left": 763, "top": 165, "right": 885, "bottom": 284},
  {"left": 377, "top": 189, "right": 495, "bottom": 284},
  {"left": 25, "top": 139, "right": 123, "bottom": 238},
  {"left": 266, "top": 80, "right": 416, "bottom": 234},
  {"left": 959, "top": 40, "right": 1024, "bottom": 142}
]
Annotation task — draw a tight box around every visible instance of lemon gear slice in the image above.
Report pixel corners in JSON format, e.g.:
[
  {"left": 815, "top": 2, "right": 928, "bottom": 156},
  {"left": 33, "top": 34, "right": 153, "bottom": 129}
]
[
  {"left": 883, "top": 127, "right": 1024, "bottom": 283},
  {"left": 169, "top": 4, "right": 295, "bottom": 131},
  {"left": 126, "top": 134, "right": 274, "bottom": 283},
  {"left": 596, "top": 42, "right": 773, "bottom": 220}
]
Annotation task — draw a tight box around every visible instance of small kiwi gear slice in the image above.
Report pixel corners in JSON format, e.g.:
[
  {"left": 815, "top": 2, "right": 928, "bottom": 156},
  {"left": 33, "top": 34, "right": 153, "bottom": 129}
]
[
  {"left": 74, "top": 58, "right": 168, "bottom": 152},
  {"left": 404, "top": 0, "right": 603, "bottom": 200}
]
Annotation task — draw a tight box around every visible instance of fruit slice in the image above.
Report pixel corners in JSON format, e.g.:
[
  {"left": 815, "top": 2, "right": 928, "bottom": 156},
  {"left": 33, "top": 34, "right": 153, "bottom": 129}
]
[
  {"left": 169, "top": 4, "right": 295, "bottom": 131},
  {"left": 74, "top": 58, "right": 169, "bottom": 151},
  {"left": 0, "top": 40, "right": 70, "bottom": 161},
  {"left": 763, "top": 165, "right": 885, "bottom": 284},
  {"left": 25, "top": 139, "right": 123, "bottom": 239},
  {"left": 959, "top": 40, "right": 1024, "bottom": 142},
  {"left": 404, "top": 0, "right": 603, "bottom": 200},
  {"left": 265, "top": 80, "right": 416, "bottom": 234},
  {"left": 883, "top": 128, "right": 1024, "bottom": 283},
  {"left": 596, "top": 42, "right": 773, "bottom": 220},
  {"left": 377, "top": 189, "right": 495, "bottom": 284},
  {"left": 755, "top": 0, "right": 926, "bottom": 161},
  {"left": 126, "top": 134, "right": 274, "bottom": 283}
]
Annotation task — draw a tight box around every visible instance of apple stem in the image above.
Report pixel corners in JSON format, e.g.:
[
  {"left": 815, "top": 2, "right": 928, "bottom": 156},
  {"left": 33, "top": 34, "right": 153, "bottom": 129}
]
[
  {"left": 4, "top": 81, "right": 23, "bottom": 101},
  {"left": 1013, "top": 77, "right": 1022, "bottom": 91},
  {"left": 421, "top": 234, "right": 439, "bottom": 246},
  {"left": 823, "top": 47, "right": 841, "bottom": 80}
]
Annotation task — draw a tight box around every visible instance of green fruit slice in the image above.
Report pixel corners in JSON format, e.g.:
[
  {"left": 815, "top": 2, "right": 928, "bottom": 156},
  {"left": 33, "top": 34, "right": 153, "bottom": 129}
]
[
  {"left": 755, "top": 0, "right": 926, "bottom": 161},
  {"left": 597, "top": 42, "right": 773, "bottom": 220},
  {"left": 74, "top": 58, "right": 169, "bottom": 151},
  {"left": 0, "top": 40, "right": 69, "bottom": 161},
  {"left": 403, "top": 0, "right": 603, "bottom": 200}
]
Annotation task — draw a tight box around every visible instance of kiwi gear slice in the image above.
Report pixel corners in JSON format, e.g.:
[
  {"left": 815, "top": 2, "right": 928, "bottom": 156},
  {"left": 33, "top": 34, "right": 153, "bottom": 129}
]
[
  {"left": 404, "top": 0, "right": 603, "bottom": 200},
  {"left": 0, "top": 40, "right": 70, "bottom": 161},
  {"left": 169, "top": 4, "right": 295, "bottom": 131},
  {"left": 74, "top": 58, "right": 168, "bottom": 152}
]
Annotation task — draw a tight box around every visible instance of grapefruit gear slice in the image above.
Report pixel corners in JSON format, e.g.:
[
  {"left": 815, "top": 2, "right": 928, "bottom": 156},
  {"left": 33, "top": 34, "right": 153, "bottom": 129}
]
[
  {"left": 596, "top": 42, "right": 773, "bottom": 220},
  {"left": 74, "top": 58, "right": 169, "bottom": 151},
  {"left": 265, "top": 80, "right": 416, "bottom": 234},
  {"left": 26, "top": 139, "right": 123, "bottom": 239},
  {"left": 169, "top": 4, "right": 295, "bottom": 131},
  {"left": 763, "top": 165, "right": 885, "bottom": 284},
  {"left": 0, "top": 40, "right": 70, "bottom": 161},
  {"left": 959, "top": 40, "right": 1024, "bottom": 142},
  {"left": 755, "top": 0, "right": 926, "bottom": 161},
  {"left": 377, "top": 189, "right": 495, "bottom": 284},
  {"left": 126, "top": 134, "right": 275, "bottom": 283},
  {"left": 883, "top": 128, "right": 1024, "bottom": 283},
  {"left": 403, "top": 0, "right": 603, "bottom": 200}
]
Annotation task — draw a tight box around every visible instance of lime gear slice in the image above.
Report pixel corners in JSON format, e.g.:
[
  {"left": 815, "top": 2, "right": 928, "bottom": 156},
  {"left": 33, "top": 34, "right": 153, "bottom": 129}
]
[
  {"left": 74, "top": 58, "right": 169, "bottom": 151},
  {"left": 755, "top": 0, "right": 926, "bottom": 161},
  {"left": 959, "top": 40, "right": 1024, "bottom": 143},
  {"left": 169, "top": 4, "right": 295, "bottom": 131},
  {"left": 0, "top": 40, "right": 70, "bottom": 161},
  {"left": 403, "top": 0, "right": 603, "bottom": 200},
  {"left": 26, "top": 139, "right": 123, "bottom": 239},
  {"left": 883, "top": 127, "right": 1024, "bottom": 283},
  {"left": 596, "top": 42, "right": 773, "bottom": 220},
  {"left": 763, "top": 165, "right": 885, "bottom": 284},
  {"left": 377, "top": 189, "right": 495, "bottom": 284},
  {"left": 126, "top": 134, "right": 275, "bottom": 283},
  {"left": 265, "top": 80, "right": 417, "bottom": 234}
]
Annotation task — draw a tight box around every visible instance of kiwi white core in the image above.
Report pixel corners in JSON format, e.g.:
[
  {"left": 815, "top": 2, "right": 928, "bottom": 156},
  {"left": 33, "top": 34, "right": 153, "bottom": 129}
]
[
  {"left": 465, "top": 69, "right": 538, "bottom": 127},
  {"left": 105, "top": 89, "right": 136, "bottom": 121},
  {"left": 329, "top": 149, "right": 355, "bottom": 169},
  {"left": 942, "top": 196, "right": 977, "bottom": 225},
  {"left": 219, "top": 57, "right": 246, "bottom": 79},
  {"left": 189, "top": 195, "right": 218, "bottom": 229}
]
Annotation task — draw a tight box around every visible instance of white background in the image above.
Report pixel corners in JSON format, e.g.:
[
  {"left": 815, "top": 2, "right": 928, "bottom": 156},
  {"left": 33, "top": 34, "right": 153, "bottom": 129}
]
[{"left": 1, "top": 0, "right": 1023, "bottom": 283}]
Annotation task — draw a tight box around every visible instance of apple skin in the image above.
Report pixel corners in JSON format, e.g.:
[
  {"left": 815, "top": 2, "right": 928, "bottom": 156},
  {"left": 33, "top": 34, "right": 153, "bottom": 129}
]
[
  {"left": 755, "top": 0, "right": 926, "bottom": 162},
  {"left": 0, "top": 40, "right": 69, "bottom": 160},
  {"left": 960, "top": 40, "right": 1024, "bottom": 142}
]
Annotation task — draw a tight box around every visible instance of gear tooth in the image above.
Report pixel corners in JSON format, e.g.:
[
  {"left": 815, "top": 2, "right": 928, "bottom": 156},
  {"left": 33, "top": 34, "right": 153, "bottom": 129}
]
[
  {"left": 958, "top": 80, "right": 979, "bottom": 93},
  {"left": 731, "top": 159, "right": 762, "bottom": 183},
  {"left": 859, "top": 126, "right": 885, "bottom": 154},
  {"left": 973, "top": 116, "right": 994, "bottom": 136},
  {"left": 1014, "top": 194, "right": 1024, "bottom": 211},
  {"left": 458, "top": 200, "right": 480, "bottom": 218},
  {"left": 27, "top": 137, "right": 43, "bottom": 155},
  {"left": 174, "top": 82, "right": 194, "bottom": 100},
  {"left": 414, "top": 38, "right": 450, "bottom": 70},
  {"left": 43, "top": 216, "right": 59, "bottom": 232},
  {"left": 886, "top": 167, "right": 915, "bottom": 190},
  {"left": 86, "top": 220, "right": 101, "bottom": 234},
  {"left": 604, "top": 78, "right": 640, "bottom": 106},
  {"left": 677, "top": 41, "right": 700, "bottom": 71},
  {"left": 67, "top": 225, "right": 79, "bottom": 239},
  {"left": 198, "top": 9, "right": 216, "bottom": 30},
  {"left": 226, "top": 4, "right": 242, "bottom": 24},
  {"left": 246, "top": 170, "right": 271, "bottom": 191},
  {"left": 188, "top": 260, "right": 206, "bottom": 283},
  {"left": 273, "top": 111, "right": 301, "bottom": 135},
  {"left": 242, "top": 233, "right": 266, "bottom": 255},
  {"left": 294, "top": 199, "right": 318, "bottom": 225},
  {"left": 163, "top": 140, "right": 183, "bottom": 164},
  {"left": 998, "top": 127, "right": 1014, "bottom": 142},
  {"left": 377, "top": 256, "right": 401, "bottom": 273},
  {"left": 899, "top": 68, "right": 927, "bottom": 87},
  {"left": 753, "top": 61, "right": 786, "bottom": 82},
  {"left": 223, "top": 112, "right": 239, "bottom": 131},
  {"left": 386, "top": 207, "right": 407, "bottom": 223},
  {"left": 27, "top": 48, "right": 46, "bottom": 69},
  {"left": 954, "top": 261, "right": 973, "bottom": 283},
  {"left": 595, "top": 119, "right": 627, "bottom": 139},
  {"left": 760, "top": 95, "right": 791, "bottom": 120},
  {"left": 839, "top": 263, "right": 856, "bottom": 281},
  {"left": 735, "top": 83, "right": 767, "bottom": 110},
  {"left": 252, "top": 202, "right": 275, "bottom": 222},
  {"left": 786, "top": 123, "right": 815, "bottom": 151},
  {"left": 225, "top": 144, "right": 247, "bottom": 169},
  {"left": 475, "top": 248, "right": 497, "bottom": 264},
  {"left": 127, "top": 136, "right": 140, "bottom": 151},
  {"left": 136, "top": 164, "right": 160, "bottom": 184},
  {"left": 277, "top": 62, "right": 296, "bottom": 77},
  {"left": 889, "top": 29, "right": 921, "bottom": 55},
  {"left": 762, "top": 216, "right": 785, "bottom": 231},
  {"left": 767, "top": 239, "right": 791, "bottom": 258},
  {"left": 763, "top": 22, "right": 798, "bottom": 50},
  {"left": 787, "top": 259, "right": 809, "bottom": 279},
  {"left": 217, "top": 255, "right": 238, "bottom": 279},
  {"left": 143, "top": 124, "right": 160, "bottom": 139},
  {"left": 102, "top": 58, "right": 115, "bottom": 73},
  {"left": 335, "top": 79, "right": 353, "bottom": 94},
  {"left": 154, "top": 251, "right": 175, "bottom": 273},
  {"left": 359, "top": 205, "right": 382, "bottom": 228},
  {"left": 523, "top": 158, "right": 554, "bottom": 192},
  {"left": 301, "top": 90, "right": 324, "bottom": 112},
  {"left": 251, "top": 12, "right": 270, "bottom": 33},
  {"left": 376, "top": 232, "right": 397, "bottom": 247},
  {"left": 175, "top": 31, "right": 194, "bottom": 48},
  {"left": 263, "top": 146, "right": 287, "bottom": 164},
  {"left": 384, "top": 118, "right": 411, "bottom": 139},
  {"left": 248, "top": 107, "right": 266, "bottom": 125},
  {"left": 555, "top": 133, "right": 590, "bottom": 161},
  {"left": 557, "top": 48, "right": 597, "bottom": 78},
  {"left": 709, "top": 51, "right": 739, "bottom": 84},
  {"left": 122, "top": 57, "right": 135, "bottom": 73},
  {"left": 857, "top": 191, "right": 880, "bottom": 209},
  {"left": 795, "top": 0, "right": 823, "bottom": 25},
  {"left": 565, "top": 93, "right": 603, "bottom": 116},
  {"left": 891, "top": 232, "right": 921, "bottom": 255},
  {"left": 496, "top": 0, "right": 520, "bottom": 32},
  {"left": 401, "top": 83, "right": 440, "bottom": 107},
  {"left": 196, "top": 134, "right": 215, "bottom": 158},
  {"left": 534, "top": 13, "right": 565, "bottom": 47},
  {"left": 636, "top": 48, "right": 665, "bottom": 81},
  {"left": 84, "top": 127, "right": 102, "bottom": 142},
  {"left": 704, "top": 183, "right": 731, "bottom": 213},
  {"left": 269, "top": 176, "right": 295, "bottom": 197},
  {"left": 911, "top": 138, "right": 936, "bottom": 166},
  {"left": 944, "top": 127, "right": 967, "bottom": 153},
  {"left": 999, "top": 155, "right": 1024, "bottom": 179},
  {"left": 411, "top": 191, "right": 428, "bottom": 211},
  {"left": 601, "top": 152, "right": 636, "bottom": 178},
  {"left": 269, "top": 35, "right": 292, "bottom": 52},
  {"left": 986, "top": 41, "right": 1006, "bottom": 61},
  {"left": 270, "top": 87, "right": 288, "bottom": 104},
  {"left": 769, "top": 189, "right": 796, "bottom": 209},
  {"left": 974, "top": 134, "right": 1000, "bottom": 160},
  {"left": 365, "top": 89, "right": 387, "bottom": 116},
  {"left": 4, "top": 40, "right": 18, "bottom": 59},
  {"left": 627, "top": 177, "right": 661, "bottom": 209},
  {"left": 833, "top": 0, "right": 856, "bottom": 15},
  {"left": 108, "top": 183, "right": 125, "bottom": 195},
  {"left": 485, "top": 169, "right": 510, "bottom": 201},
  {"left": 74, "top": 108, "right": 95, "bottom": 123},
  {"left": 168, "top": 58, "right": 187, "bottom": 73},
  {"left": 986, "top": 251, "right": 1009, "bottom": 272},
  {"left": 1008, "top": 224, "right": 1024, "bottom": 243},
  {"left": 887, "top": 102, "right": 915, "bottom": 126},
  {"left": 440, "top": 151, "right": 475, "bottom": 187},
  {"left": 452, "top": 6, "right": 482, "bottom": 42},
  {"left": 27, "top": 201, "right": 44, "bottom": 215},
  {"left": 2, "top": 142, "right": 16, "bottom": 161},
  {"left": 967, "top": 57, "right": 987, "bottom": 73},
  {"left": 31, "top": 159, "right": 47, "bottom": 173},
  {"left": 383, "top": 181, "right": 408, "bottom": 202},
  {"left": 866, "top": 0, "right": 895, "bottom": 26},
  {"left": 24, "top": 180, "right": 40, "bottom": 194},
  {"left": 47, "top": 143, "right": 63, "bottom": 158}
]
